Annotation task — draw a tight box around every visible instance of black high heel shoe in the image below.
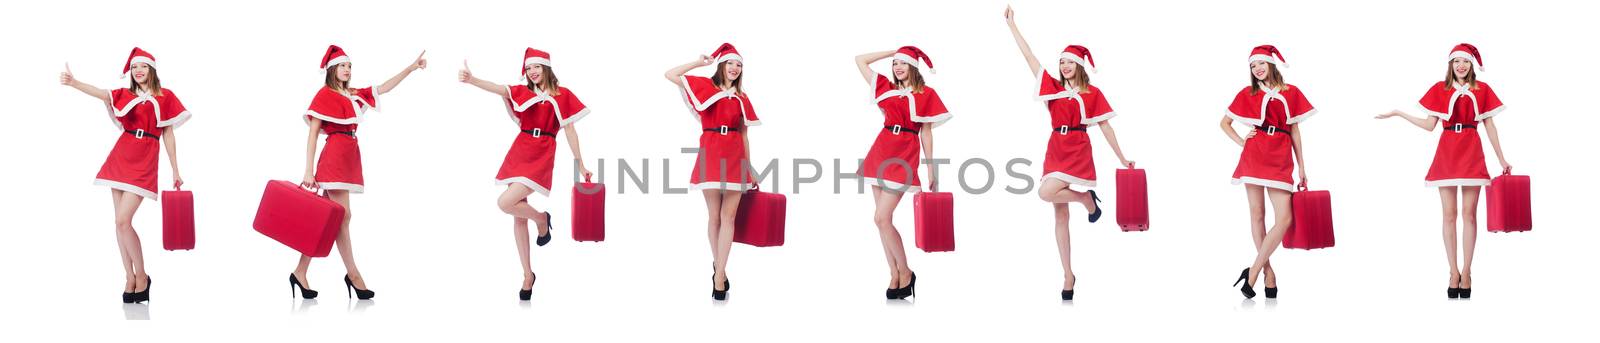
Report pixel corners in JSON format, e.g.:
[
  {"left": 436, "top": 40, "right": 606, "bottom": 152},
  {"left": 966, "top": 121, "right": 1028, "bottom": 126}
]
[
  {"left": 1448, "top": 275, "right": 1461, "bottom": 299},
  {"left": 1062, "top": 274, "right": 1076, "bottom": 301},
  {"left": 520, "top": 273, "right": 537, "bottom": 301},
  {"left": 1459, "top": 275, "right": 1472, "bottom": 299},
  {"left": 899, "top": 273, "right": 917, "bottom": 299},
  {"left": 290, "top": 274, "right": 318, "bottom": 299},
  {"left": 127, "top": 277, "right": 151, "bottom": 303},
  {"left": 345, "top": 274, "right": 375, "bottom": 300},
  {"left": 536, "top": 212, "right": 554, "bottom": 246},
  {"left": 1086, "top": 190, "right": 1103, "bottom": 223},
  {"left": 1233, "top": 268, "right": 1256, "bottom": 299},
  {"left": 711, "top": 274, "right": 729, "bottom": 301},
  {"left": 1265, "top": 287, "right": 1278, "bottom": 299}
]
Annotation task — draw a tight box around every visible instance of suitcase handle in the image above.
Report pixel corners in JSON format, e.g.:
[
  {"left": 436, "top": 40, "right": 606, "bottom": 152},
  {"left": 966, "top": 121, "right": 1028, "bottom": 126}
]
[
  {"left": 1502, "top": 166, "right": 1513, "bottom": 175},
  {"left": 584, "top": 172, "right": 593, "bottom": 183}
]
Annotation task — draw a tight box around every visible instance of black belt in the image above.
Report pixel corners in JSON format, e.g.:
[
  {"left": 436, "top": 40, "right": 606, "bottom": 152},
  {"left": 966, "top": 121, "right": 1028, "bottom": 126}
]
[
  {"left": 1446, "top": 123, "right": 1477, "bottom": 132},
  {"left": 1254, "top": 125, "right": 1290, "bottom": 135},
  {"left": 884, "top": 125, "right": 919, "bottom": 135},
  {"left": 703, "top": 125, "right": 741, "bottom": 134},
  {"left": 124, "top": 129, "right": 159, "bottom": 140},
  {"left": 328, "top": 131, "right": 356, "bottom": 137},
  {"left": 1054, "top": 126, "right": 1088, "bottom": 134},
  {"left": 521, "top": 128, "right": 553, "bottom": 137}
]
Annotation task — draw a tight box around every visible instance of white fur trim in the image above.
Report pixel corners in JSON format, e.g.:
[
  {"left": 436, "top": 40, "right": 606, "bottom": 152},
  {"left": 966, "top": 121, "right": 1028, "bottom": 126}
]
[
  {"left": 497, "top": 177, "right": 553, "bottom": 196},
  {"left": 690, "top": 181, "right": 755, "bottom": 191},
  {"left": 1042, "top": 172, "right": 1097, "bottom": 187},
  {"left": 744, "top": 119, "right": 762, "bottom": 127},
  {"left": 861, "top": 176, "right": 921, "bottom": 193},
  {"left": 323, "top": 56, "right": 350, "bottom": 70},
  {"left": 676, "top": 75, "right": 750, "bottom": 125},
  {"left": 318, "top": 182, "right": 365, "bottom": 194},
  {"left": 1232, "top": 177, "right": 1295, "bottom": 191},
  {"left": 714, "top": 53, "right": 742, "bottom": 64},
  {"left": 1448, "top": 51, "right": 1484, "bottom": 72},
  {"left": 95, "top": 179, "right": 158, "bottom": 200},
  {"left": 1426, "top": 178, "right": 1490, "bottom": 187},
  {"left": 559, "top": 107, "right": 591, "bottom": 127},
  {"left": 157, "top": 110, "right": 192, "bottom": 128},
  {"left": 892, "top": 53, "right": 932, "bottom": 73},
  {"left": 1081, "top": 111, "right": 1118, "bottom": 126},
  {"left": 305, "top": 110, "right": 363, "bottom": 125},
  {"left": 1417, "top": 103, "right": 1450, "bottom": 119},
  {"left": 524, "top": 57, "right": 551, "bottom": 68},
  {"left": 1284, "top": 108, "right": 1318, "bottom": 125},
  {"left": 1059, "top": 52, "right": 1096, "bottom": 73},
  {"left": 1225, "top": 110, "right": 1264, "bottom": 127},
  {"left": 1248, "top": 54, "right": 1287, "bottom": 68},
  {"left": 1475, "top": 105, "right": 1505, "bottom": 121}
]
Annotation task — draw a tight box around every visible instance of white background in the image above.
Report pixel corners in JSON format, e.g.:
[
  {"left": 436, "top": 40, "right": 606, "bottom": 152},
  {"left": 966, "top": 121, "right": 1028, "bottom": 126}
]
[{"left": 1, "top": 0, "right": 1593, "bottom": 341}]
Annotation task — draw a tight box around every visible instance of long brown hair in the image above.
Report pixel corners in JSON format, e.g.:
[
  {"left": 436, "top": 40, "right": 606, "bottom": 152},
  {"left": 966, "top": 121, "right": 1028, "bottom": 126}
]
[
  {"left": 324, "top": 65, "right": 349, "bottom": 93},
  {"left": 895, "top": 65, "right": 927, "bottom": 94},
  {"left": 711, "top": 61, "right": 743, "bottom": 95},
  {"left": 524, "top": 64, "right": 562, "bottom": 96},
  {"left": 1445, "top": 62, "right": 1478, "bottom": 91},
  {"left": 1059, "top": 62, "right": 1092, "bottom": 95},
  {"left": 129, "top": 66, "right": 163, "bottom": 96},
  {"left": 1249, "top": 63, "right": 1285, "bottom": 95}
]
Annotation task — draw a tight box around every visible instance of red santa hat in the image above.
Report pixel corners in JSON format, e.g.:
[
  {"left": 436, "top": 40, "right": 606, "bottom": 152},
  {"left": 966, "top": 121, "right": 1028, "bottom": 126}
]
[
  {"left": 1448, "top": 43, "right": 1485, "bottom": 72},
  {"left": 121, "top": 47, "right": 157, "bottom": 79},
  {"left": 1247, "top": 45, "right": 1287, "bottom": 68},
  {"left": 1060, "top": 45, "right": 1097, "bottom": 73},
  {"left": 321, "top": 45, "right": 350, "bottom": 73},
  {"left": 523, "top": 48, "right": 552, "bottom": 72},
  {"left": 711, "top": 43, "right": 742, "bottom": 65},
  {"left": 893, "top": 46, "right": 935, "bottom": 74}
]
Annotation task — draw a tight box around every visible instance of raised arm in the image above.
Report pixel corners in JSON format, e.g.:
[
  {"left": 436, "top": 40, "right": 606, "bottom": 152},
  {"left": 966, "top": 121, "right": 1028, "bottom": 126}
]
[
  {"left": 60, "top": 63, "right": 112, "bottom": 104},
  {"left": 665, "top": 55, "right": 713, "bottom": 88},
  {"left": 1004, "top": 6, "right": 1043, "bottom": 77},
  {"left": 1098, "top": 121, "right": 1134, "bottom": 168},
  {"left": 1482, "top": 117, "right": 1510, "bottom": 173},
  {"left": 376, "top": 51, "right": 427, "bottom": 95},
  {"left": 1374, "top": 109, "right": 1438, "bottom": 131},
  {"left": 301, "top": 119, "right": 322, "bottom": 190},
  {"left": 854, "top": 50, "right": 895, "bottom": 86},
  {"left": 458, "top": 60, "right": 509, "bottom": 98}
]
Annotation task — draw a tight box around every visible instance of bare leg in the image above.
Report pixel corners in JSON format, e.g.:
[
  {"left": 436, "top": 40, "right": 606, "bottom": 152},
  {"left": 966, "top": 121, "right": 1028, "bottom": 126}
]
[
  {"left": 703, "top": 189, "right": 723, "bottom": 262},
  {"left": 713, "top": 190, "right": 742, "bottom": 291},
  {"left": 514, "top": 216, "right": 533, "bottom": 290},
  {"left": 113, "top": 190, "right": 149, "bottom": 292},
  {"left": 110, "top": 190, "right": 135, "bottom": 292},
  {"left": 870, "top": 187, "right": 901, "bottom": 288},
  {"left": 872, "top": 187, "right": 912, "bottom": 289},
  {"left": 498, "top": 185, "right": 540, "bottom": 290},
  {"left": 1038, "top": 178, "right": 1095, "bottom": 213},
  {"left": 1244, "top": 186, "right": 1278, "bottom": 288},
  {"left": 1439, "top": 187, "right": 1461, "bottom": 288},
  {"left": 497, "top": 184, "right": 549, "bottom": 234},
  {"left": 325, "top": 190, "right": 367, "bottom": 289},
  {"left": 1247, "top": 188, "right": 1293, "bottom": 286},
  {"left": 1053, "top": 203, "right": 1074, "bottom": 290},
  {"left": 1460, "top": 186, "right": 1481, "bottom": 289}
]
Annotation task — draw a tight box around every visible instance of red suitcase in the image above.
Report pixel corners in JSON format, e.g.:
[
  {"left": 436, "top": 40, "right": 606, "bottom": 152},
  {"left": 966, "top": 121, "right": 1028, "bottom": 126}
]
[
  {"left": 734, "top": 185, "right": 786, "bottom": 247},
  {"left": 571, "top": 174, "right": 606, "bottom": 242},
  {"left": 253, "top": 180, "right": 345, "bottom": 257},
  {"left": 1115, "top": 164, "right": 1149, "bottom": 232},
  {"left": 1487, "top": 173, "right": 1532, "bottom": 233},
  {"left": 1283, "top": 185, "right": 1335, "bottom": 250},
  {"left": 161, "top": 188, "right": 195, "bottom": 251},
  {"left": 913, "top": 188, "right": 955, "bottom": 253}
]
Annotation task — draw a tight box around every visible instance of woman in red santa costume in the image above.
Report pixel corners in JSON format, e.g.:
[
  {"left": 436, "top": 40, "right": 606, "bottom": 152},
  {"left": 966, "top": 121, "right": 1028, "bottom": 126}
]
[
  {"left": 1005, "top": 6, "right": 1135, "bottom": 301},
  {"left": 459, "top": 48, "right": 593, "bottom": 301},
  {"left": 1375, "top": 43, "right": 1511, "bottom": 299},
  {"left": 60, "top": 48, "right": 191, "bottom": 303},
  {"left": 664, "top": 43, "right": 761, "bottom": 301},
  {"left": 853, "top": 45, "right": 952, "bottom": 300},
  {"left": 290, "top": 45, "right": 426, "bottom": 300},
  {"left": 1224, "top": 45, "right": 1316, "bottom": 299}
]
